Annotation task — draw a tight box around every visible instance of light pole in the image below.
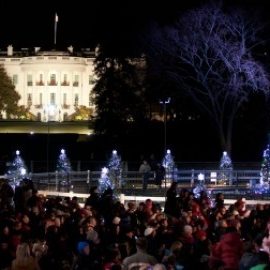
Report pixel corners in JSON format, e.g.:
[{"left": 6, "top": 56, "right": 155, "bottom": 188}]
[
  {"left": 160, "top": 97, "right": 171, "bottom": 189},
  {"left": 159, "top": 97, "right": 171, "bottom": 160},
  {"left": 45, "top": 104, "right": 56, "bottom": 181}
]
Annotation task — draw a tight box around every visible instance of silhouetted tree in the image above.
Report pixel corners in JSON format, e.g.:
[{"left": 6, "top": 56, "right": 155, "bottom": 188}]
[
  {"left": 0, "top": 65, "right": 20, "bottom": 117},
  {"left": 145, "top": 2, "right": 270, "bottom": 154},
  {"left": 92, "top": 48, "right": 147, "bottom": 137}
]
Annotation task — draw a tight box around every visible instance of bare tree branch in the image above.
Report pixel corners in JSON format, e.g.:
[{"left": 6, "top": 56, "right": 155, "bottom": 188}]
[{"left": 145, "top": 2, "right": 270, "bottom": 153}]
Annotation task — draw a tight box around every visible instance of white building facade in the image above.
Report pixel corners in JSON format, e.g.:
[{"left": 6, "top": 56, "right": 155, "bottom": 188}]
[{"left": 0, "top": 45, "right": 96, "bottom": 121}]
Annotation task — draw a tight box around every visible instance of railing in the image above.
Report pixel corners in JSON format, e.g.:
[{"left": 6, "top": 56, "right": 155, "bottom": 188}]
[{"left": 29, "top": 169, "right": 262, "bottom": 194}]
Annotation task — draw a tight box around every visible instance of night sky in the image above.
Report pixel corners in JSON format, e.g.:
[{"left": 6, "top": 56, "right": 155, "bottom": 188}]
[{"left": 0, "top": 0, "right": 268, "bottom": 51}]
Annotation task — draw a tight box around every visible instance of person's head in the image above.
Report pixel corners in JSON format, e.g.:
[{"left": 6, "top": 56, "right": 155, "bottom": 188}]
[
  {"left": 218, "top": 219, "right": 228, "bottom": 228},
  {"left": 31, "top": 206, "right": 40, "bottom": 216},
  {"left": 242, "top": 240, "right": 254, "bottom": 253},
  {"left": 89, "top": 186, "right": 98, "bottom": 195},
  {"left": 144, "top": 227, "right": 155, "bottom": 237},
  {"left": 171, "top": 182, "right": 178, "bottom": 190},
  {"left": 136, "top": 237, "right": 148, "bottom": 251},
  {"left": 183, "top": 225, "right": 193, "bottom": 236},
  {"left": 127, "top": 201, "right": 136, "bottom": 211},
  {"left": 153, "top": 264, "right": 166, "bottom": 270},
  {"left": 88, "top": 216, "right": 97, "bottom": 227},
  {"left": 219, "top": 206, "right": 227, "bottom": 215},
  {"left": 257, "top": 250, "right": 269, "bottom": 264},
  {"left": 77, "top": 241, "right": 90, "bottom": 256},
  {"left": 15, "top": 243, "right": 31, "bottom": 260},
  {"left": 145, "top": 199, "right": 153, "bottom": 209},
  {"left": 22, "top": 214, "right": 30, "bottom": 224},
  {"left": 216, "top": 193, "right": 224, "bottom": 201},
  {"left": 254, "top": 234, "right": 264, "bottom": 251},
  {"left": 170, "top": 241, "right": 183, "bottom": 253}
]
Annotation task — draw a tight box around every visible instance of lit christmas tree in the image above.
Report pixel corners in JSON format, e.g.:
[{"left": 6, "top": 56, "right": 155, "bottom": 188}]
[
  {"left": 6, "top": 150, "right": 28, "bottom": 188},
  {"left": 261, "top": 144, "right": 270, "bottom": 183},
  {"left": 193, "top": 173, "right": 206, "bottom": 198},
  {"left": 56, "top": 149, "right": 72, "bottom": 190},
  {"left": 57, "top": 149, "right": 71, "bottom": 174},
  {"left": 98, "top": 167, "right": 114, "bottom": 194},
  {"left": 249, "top": 144, "right": 270, "bottom": 194},
  {"left": 219, "top": 151, "right": 233, "bottom": 184},
  {"left": 107, "top": 150, "right": 122, "bottom": 188},
  {"left": 162, "top": 149, "right": 176, "bottom": 181}
]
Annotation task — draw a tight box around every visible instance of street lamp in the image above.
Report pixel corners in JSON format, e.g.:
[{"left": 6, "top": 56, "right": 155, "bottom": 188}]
[
  {"left": 159, "top": 97, "right": 171, "bottom": 159},
  {"left": 45, "top": 104, "right": 56, "bottom": 180},
  {"left": 160, "top": 97, "right": 171, "bottom": 189}
]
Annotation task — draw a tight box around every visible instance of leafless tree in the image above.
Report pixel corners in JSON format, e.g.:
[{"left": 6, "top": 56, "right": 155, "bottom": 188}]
[{"left": 146, "top": 3, "right": 270, "bottom": 154}]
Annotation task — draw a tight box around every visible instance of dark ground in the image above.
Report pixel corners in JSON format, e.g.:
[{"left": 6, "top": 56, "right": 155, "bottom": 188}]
[{"left": 0, "top": 118, "right": 267, "bottom": 174}]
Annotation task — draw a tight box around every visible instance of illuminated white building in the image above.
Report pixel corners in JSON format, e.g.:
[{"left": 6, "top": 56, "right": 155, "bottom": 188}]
[{"left": 0, "top": 45, "right": 96, "bottom": 121}]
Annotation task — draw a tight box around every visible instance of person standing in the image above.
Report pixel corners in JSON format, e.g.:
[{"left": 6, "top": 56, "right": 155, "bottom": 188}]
[
  {"left": 155, "top": 163, "right": 165, "bottom": 188},
  {"left": 139, "top": 160, "right": 151, "bottom": 191},
  {"left": 122, "top": 237, "right": 157, "bottom": 270}
]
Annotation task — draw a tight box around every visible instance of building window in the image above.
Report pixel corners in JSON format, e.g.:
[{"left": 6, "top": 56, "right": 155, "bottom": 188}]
[
  {"left": 49, "top": 74, "right": 57, "bottom": 86},
  {"left": 73, "top": 74, "right": 79, "bottom": 87},
  {"left": 27, "top": 74, "right": 33, "bottom": 86},
  {"left": 74, "top": 94, "right": 79, "bottom": 106},
  {"left": 63, "top": 93, "right": 69, "bottom": 109},
  {"left": 61, "top": 74, "right": 69, "bottom": 86},
  {"left": 50, "top": 93, "right": 56, "bottom": 105},
  {"left": 35, "top": 93, "right": 43, "bottom": 109},
  {"left": 37, "top": 74, "right": 44, "bottom": 86},
  {"left": 39, "top": 93, "right": 42, "bottom": 105},
  {"left": 12, "top": 74, "right": 18, "bottom": 85},
  {"left": 27, "top": 93, "right": 32, "bottom": 107},
  {"left": 89, "top": 75, "right": 95, "bottom": 85},
  {"left": 35, "top": 93, "right": 42, "bottom": 109},
  {"left": 63, "top": 93, "right": 67, "bottom": 105}
]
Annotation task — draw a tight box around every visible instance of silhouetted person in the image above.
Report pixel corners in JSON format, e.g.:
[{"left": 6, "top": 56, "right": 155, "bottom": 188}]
[
  {"left": 0, "top": 179, "right": 14, "bottom": 211},
  {"left": 164, "top": 182, "right": 178, "bottom": 217},
  {"left": 155, "top": 163, "right": 165, "bottom": 188},
  {"left": 139, "top": 160, "right": 151, "bottom": 191},
  {"left": 85, "top": 186, "right": 100, "bottom": 211}
]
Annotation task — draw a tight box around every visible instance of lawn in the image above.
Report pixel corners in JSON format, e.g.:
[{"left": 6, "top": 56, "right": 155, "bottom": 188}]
[{"left": 0, "top": 121, "right": 93, "bottom": 134}]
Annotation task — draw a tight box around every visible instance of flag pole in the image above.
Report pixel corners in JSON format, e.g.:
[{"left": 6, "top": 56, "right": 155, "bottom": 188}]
[{"left": 54, "top": 13, "right": 58, "bottom": 46}]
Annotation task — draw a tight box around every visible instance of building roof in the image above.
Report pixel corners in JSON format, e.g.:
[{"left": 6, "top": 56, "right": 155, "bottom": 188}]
[{"left": 0, "top": 46, "right": 96, "bottom": 58}]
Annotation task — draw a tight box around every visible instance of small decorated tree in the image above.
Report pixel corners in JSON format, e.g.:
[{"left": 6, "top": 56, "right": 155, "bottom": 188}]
[
  {"left": 162, "top": 149, "right": 176, "bottom": 182},
  {"left": 219, "top": 151, "right": 233, "bottom": 184},
  {"left": 6, "top": 150, "right": 28, "bottom": 188},
  {"left": 107, "top": 150, "right": 122, "bottom": 188},
  {"left": 261, "top": 144, "right": 270, "bottom": 183},
  {"left": 57, "top": 149, "right": 71, "bottom": 174},
  {"left": 98, "top": 167, "right": 114, "bottom": 194},
  {"left": 56, "top": 149, "right": 72, "bottom": 189}
]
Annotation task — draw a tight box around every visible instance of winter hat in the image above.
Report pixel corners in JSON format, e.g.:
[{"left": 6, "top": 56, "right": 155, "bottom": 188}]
[
  {"left": 77, "top": 241, "right": 89, "bottom": 254},
  {"left": 232, "top": 210, "right": 239, "bottom": 216},
  {"left": 86, "top": 230, "right": 99, "bottom": 244},
  {"left": 144, "top": 227, "right": 154, "bottom": 237},
  {"left": 183, "top": 225, "right": 193, "bottom": 235},
  {"left": 112, "top": 216, "right": 121, "bottom": 225},
  {"left": 195, "top": 230, "right": 207, "bottom": 241}
]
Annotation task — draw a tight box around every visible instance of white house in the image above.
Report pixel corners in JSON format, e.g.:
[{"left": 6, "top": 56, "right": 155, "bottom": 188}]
[{"left": 0, "top": 45, "right": 96, "bottom": 121}]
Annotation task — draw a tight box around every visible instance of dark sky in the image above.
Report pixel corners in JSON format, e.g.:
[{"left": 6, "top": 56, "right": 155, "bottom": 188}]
[{"left": 1, "top": 0, "right": 268, "bottom": 52}]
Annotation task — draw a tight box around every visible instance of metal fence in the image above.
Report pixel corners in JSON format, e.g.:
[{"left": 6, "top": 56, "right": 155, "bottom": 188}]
[{"left": 29, "top": 169, "right": 262, "bottom": 194}]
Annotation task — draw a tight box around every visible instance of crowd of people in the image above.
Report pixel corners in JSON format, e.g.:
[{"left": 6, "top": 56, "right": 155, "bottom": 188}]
[{"left": 1, "top": 178, "right": 270, "bottom": 269}]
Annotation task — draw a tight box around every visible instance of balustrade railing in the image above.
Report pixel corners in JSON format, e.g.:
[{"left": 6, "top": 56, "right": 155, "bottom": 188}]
[{"left": 29, "top": 169, "right": 262, "bottom": 194}]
